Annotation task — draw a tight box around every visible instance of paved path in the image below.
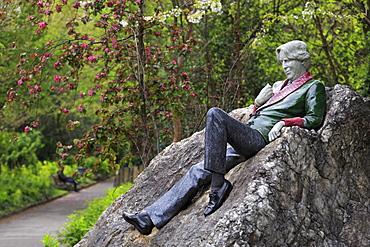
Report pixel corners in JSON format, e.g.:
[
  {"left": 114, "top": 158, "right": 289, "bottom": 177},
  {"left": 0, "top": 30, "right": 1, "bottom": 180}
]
[{"left": 0, "top": 177, "right": 115, "bottom": 247}]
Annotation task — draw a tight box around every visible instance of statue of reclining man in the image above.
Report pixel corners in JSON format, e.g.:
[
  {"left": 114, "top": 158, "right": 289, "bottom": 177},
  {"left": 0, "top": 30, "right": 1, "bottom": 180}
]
[{"left": 122, "top": 40, "right": 326, "bottom": 235}]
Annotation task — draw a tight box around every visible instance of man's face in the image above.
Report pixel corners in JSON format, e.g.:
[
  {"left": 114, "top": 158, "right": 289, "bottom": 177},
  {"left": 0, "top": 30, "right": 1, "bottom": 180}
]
[{"left": 279, "top": 52, "right": 306, "bottom": 81}]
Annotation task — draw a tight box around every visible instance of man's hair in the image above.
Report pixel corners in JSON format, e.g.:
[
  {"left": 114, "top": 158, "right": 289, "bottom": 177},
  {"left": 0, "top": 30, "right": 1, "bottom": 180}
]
[{"left": 276, "top": 40, "right": 311, "bottom": 70}]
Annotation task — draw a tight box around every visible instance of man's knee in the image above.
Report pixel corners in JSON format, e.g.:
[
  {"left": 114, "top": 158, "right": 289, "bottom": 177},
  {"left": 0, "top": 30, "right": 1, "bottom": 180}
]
[{"left": 207, "top": 107, "right": 223, "bottom": 118}]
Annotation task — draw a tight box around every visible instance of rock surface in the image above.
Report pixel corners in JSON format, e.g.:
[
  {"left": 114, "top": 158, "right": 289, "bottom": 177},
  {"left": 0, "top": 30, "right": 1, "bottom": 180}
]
[{"left": 76, "top": 85, "right": 370, "bottom": 247}]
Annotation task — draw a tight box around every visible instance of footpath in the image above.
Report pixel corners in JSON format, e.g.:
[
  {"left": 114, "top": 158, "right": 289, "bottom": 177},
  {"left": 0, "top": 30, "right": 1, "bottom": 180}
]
[{"left": 0, "top": 177, "right": 115, "bottom": 247}]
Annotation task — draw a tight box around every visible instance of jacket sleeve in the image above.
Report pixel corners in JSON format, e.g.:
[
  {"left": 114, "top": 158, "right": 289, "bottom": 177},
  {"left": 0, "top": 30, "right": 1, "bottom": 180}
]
[
  {"left": 282, "top": 81, "right": 326, "bottom": 129},
  {"left": 302, "top": 81, "right": 326, "bottom": 129}
]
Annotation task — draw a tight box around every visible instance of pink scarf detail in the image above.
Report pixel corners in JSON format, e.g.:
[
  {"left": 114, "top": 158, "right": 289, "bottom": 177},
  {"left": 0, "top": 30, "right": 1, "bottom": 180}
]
[{"left": 254, "top": 72, "right": 313, "bottom": 113}]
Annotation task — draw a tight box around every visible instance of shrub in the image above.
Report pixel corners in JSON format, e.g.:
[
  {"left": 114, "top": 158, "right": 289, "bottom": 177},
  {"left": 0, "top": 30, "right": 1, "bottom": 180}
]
[
  {"left": 0, "top": 161, "right": 62, "bottom": 216},
  {"left": 0, "top": 131, "right": 44, "bottom": 170},
  {"left": 42, "top": 183, "right": 132, "bottom": 246}
]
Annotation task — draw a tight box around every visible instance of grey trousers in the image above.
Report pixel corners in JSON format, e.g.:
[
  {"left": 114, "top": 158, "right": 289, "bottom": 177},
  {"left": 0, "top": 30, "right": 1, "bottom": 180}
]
[{"left": 145, "top": 108, "right": 266, "bottom": 228}]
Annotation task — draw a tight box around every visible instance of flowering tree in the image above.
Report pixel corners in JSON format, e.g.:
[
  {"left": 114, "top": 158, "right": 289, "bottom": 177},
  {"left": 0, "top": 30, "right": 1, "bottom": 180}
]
[
  {"left": 3, "top": 0, "right": 369, "bottom": 172},
  {"left": 6, "top": 0, "right": 226, "bottom": 168}
]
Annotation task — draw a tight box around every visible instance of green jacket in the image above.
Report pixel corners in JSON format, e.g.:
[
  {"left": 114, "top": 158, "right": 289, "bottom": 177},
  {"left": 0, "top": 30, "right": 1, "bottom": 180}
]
[{"left": 247, "top": 72, "right": 326, "bottom": 143}]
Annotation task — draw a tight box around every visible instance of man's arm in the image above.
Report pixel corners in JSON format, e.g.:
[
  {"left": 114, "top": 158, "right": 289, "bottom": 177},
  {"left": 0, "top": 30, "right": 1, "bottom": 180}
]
[{"left": 281, "top": 81, "right": 326, "bottom": 129}]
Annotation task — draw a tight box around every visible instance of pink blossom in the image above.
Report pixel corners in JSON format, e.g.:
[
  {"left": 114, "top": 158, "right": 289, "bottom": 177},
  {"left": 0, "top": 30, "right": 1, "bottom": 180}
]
[
  {"left": 86, "top": 55, "right": 97, "bottom": 63},
  {"left": 24, "top": 126, "right": 31, "bottom": 133},
  {"left": 62, "top": 0, "right": 67, "bottom": 4},
  {"left": 54, "top": 75, "right": 62, "bottom": 83},
  {"left": 59, "top": 88, "right": 64, "bottom": 93},
  {"left": 54, "top": 61, "right": 60, "bottom": 69},
  {"left": 38, "top": 21, "right": 47, "bottom": 29},
  {"left": 170, "top": 60, "right": 177, "bottom": 65},
  {"left": 154, "top": 32, "right": 160, "bottom": 36},
  {"left": 183, "top": 85, "right": 191, "bottom": 91},
  {"left": 169, "top": 45, "right": 174, "bottom": 50},
  {"left": 88, "top": 90, "right": 95, "bottom": 96},
  {"left": 44, "top": 9, "right": 52, "bottom": 15},
  {"left": 18, "top": 79, "right": 23, "bottom": 85},
  {"left": 56, "top": 4, "right": 62, "bottom": 12},
  {"left": 80, "top": 93, "right": 85, "bottom": 98},
  {"left": 78, "top": 104, "right": 84, "bottom": 113},
  {"left": 36, "top": 1, "right": 44, "bottom": 7},
  {"left": 27, "top": 16, "right": 34, "bottom": 21},
  {"left": 61, "top": 108, "right": 69, "bottom": 114},
  {"left": 189, "top": 92, "right": 196, "bottom": 98},
  {"left": 46, "top": 40, "right": 53, "bottom": 46},
  {"left": 136, "top": 0, "right": 141, "bottom": 3},
  {"left": 51, "top": 86, "right": 56, "bottom": 90},
  {"left": 81, "top": 43, "right": 87, "bottom": 49},
  {"left": 61, "top": 153, "right": 68, "bottom": 158},
  {"left": 32, "top": 121, "right": 39, "bottom": 127},
  {"left": 34, "top": 84, "right": 41, "bottom": 91}
]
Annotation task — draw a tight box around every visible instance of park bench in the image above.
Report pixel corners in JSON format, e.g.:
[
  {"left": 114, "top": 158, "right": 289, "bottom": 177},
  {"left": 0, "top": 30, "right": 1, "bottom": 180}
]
[{"left": 50, "top": 174, "right": 74, "bottom": 190}]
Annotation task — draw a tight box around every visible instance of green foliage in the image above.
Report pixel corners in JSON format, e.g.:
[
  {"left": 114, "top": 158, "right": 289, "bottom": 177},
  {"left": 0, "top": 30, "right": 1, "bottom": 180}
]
[
  {"left": 0, "top": 131, "right": 44, "bottom": 169},
  {"left": 40, "top": 235, "right": 60, "bottom": 247},
  {"left": 1, "top": 0, "right": 369, "bottom": 173},
  {"left": 42, "top": 183, "right": 132, "bottom": 246},
  {"left": 0, "top": 161, "right": 62, "bottom": 216}
]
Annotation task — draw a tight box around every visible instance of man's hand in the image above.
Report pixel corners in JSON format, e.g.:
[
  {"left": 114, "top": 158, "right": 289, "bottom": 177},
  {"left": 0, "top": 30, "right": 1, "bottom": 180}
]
[
  {"left": 268, "top": 121, "right": 285, "bottom": 142},
  {"left": 255, "top": 84, "right": 273, "bottom": 107}
]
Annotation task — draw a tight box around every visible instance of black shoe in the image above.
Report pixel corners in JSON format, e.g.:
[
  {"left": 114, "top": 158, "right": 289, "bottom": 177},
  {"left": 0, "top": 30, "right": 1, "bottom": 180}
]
[
  {"left": 122, "top": 211, "right": 154, "bottom": 235},
  {"left": 204, "top": 179, "right": 233, "bottom": 217}
]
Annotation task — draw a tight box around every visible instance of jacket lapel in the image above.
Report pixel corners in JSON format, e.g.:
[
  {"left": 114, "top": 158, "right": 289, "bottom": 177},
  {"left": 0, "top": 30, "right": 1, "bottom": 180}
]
[{"left": 256, "top": 72, "right": 313, "bottom": 112}]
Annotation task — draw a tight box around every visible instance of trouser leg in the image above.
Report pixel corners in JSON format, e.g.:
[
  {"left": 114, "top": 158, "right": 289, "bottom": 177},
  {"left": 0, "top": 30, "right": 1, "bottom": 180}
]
[
  {"left": 145, "top": 146, "right": 246, "bottom": 229},
  {"left": 204, "top": 107, "right": 266, "bottom": 174}
]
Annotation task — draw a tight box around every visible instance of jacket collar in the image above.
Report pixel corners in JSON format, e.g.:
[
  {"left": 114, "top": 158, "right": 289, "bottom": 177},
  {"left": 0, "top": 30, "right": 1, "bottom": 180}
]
[{"left": 256, "top": 72, "right": 313, "bottom": 112}]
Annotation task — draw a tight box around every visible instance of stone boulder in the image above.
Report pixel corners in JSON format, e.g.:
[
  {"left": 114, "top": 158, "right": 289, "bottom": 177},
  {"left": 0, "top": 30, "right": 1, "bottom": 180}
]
[{"left": 76, "top": 85, "right": 370, "bottom": 247}]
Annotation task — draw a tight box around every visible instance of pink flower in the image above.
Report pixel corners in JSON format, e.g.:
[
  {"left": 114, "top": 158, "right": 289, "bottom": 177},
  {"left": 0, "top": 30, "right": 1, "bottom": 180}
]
[
  {"left": 154, "top": 32, "right": 160, "bottom": 36},
  {"left": 32, "top": 121, "right": 39, "bottom": 127},
  {"left": 88, "top": 91, "right": 94, "bottom": 96},
  {"left": 56, "top": 4, "right": 62, "bottom": 12},
  {"left": 45, "top": 40, "right": 53, "bottom": 46},
  {"left": 86, "top": 55, "right": 97, "bottom": 63},
  {"left": 36, "top": 1, "right": 44, "bottom": 7},
  {"left": 189, "top": 92, "right": 196, "bottom": 98},
  {"left": 81, "top": 43, "right": 87, "bottom": 49},
  {"left": 27, "top": 15, "right": 34, "bottom": 21},
  {"left": 44, "top": 10, "right": 52, "bottom": 15},
  {"left": 54, "top": 75, "right": 62, "bottom": 83},
  {"left": 34, "top": 84, "right": 41, "bottom": 91},
  {"left": 78, "top": 104, "right": 84, "bottom": 113},
  {"left": 24, "top": 126, "right": 31, "bottom": 133},
  {"left": 136, "top": 0, "right": 141, "bottom": 3},
  {"left": 183, "top": 85, "right": 191, "bottom": 91},
  {"left": 38, "top": 22, "right": 47, "bottom": 29},
  {"left": 170, "top": 60, "right": 177, "bottom": 65},
  {"left": 54, "top": 61, "right": 60, "bottom": 70},
  {"left": 61, "top": 108, "right": 69, "bottom": 114},
  {"left": 18, "top": 79, "right": 23, "bottom": 85},
  {"left": 61, "top": 153, "right": 68, "bottom": 158}
]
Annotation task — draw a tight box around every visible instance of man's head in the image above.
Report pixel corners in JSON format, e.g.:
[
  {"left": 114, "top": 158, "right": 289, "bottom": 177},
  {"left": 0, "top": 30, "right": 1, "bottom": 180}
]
[{"left": 276, "top": 40, "right": 311, "bottom": 81}]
